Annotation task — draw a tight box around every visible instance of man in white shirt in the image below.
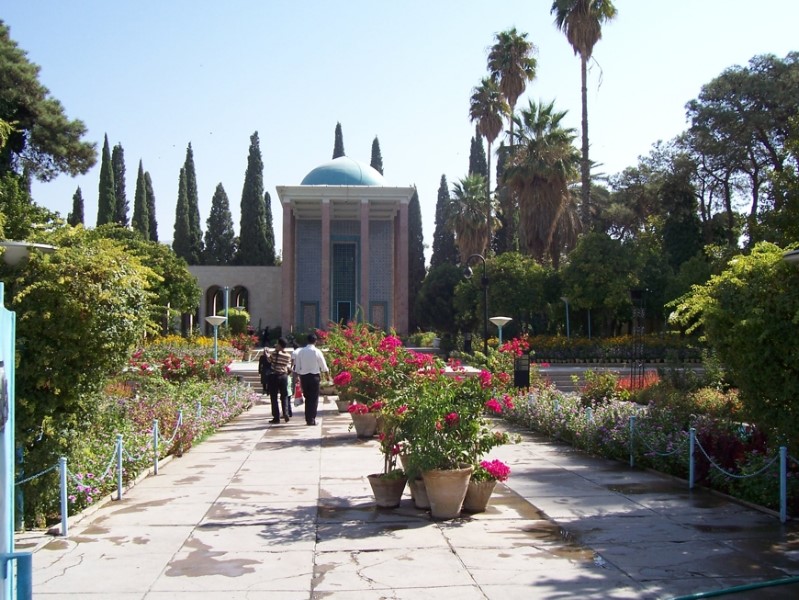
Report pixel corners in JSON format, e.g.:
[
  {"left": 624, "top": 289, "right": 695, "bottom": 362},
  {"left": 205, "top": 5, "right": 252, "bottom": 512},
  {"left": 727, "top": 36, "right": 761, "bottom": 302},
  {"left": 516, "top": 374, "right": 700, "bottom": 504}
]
[{"left": 293, "top": 333, "right": 329, "bottom": 426}]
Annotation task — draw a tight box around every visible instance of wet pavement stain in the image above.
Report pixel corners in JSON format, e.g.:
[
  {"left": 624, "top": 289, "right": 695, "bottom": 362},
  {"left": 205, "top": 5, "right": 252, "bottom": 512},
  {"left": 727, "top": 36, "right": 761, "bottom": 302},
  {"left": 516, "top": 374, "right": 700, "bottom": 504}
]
[
  {"left": 166, "top": 537, "right": 260, "bottom": 578},
  {"left": 606, "top": 481, "right": 684, "bottom": 495}
]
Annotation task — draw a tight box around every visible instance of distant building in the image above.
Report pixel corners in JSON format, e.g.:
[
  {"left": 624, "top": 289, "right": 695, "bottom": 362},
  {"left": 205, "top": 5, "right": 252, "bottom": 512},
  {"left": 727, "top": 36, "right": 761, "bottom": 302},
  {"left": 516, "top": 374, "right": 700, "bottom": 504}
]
[
  {"left": 189, "top": 156, "right": 415, "bottom": 336},
  {"left": 278, "top": 156, "right": 415, "bottom": 336}
]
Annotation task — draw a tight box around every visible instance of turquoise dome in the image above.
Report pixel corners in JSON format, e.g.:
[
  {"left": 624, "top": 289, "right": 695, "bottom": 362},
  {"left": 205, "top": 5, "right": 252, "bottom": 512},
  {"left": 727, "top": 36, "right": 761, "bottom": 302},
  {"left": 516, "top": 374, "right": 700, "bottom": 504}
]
[{"left": 300, "top": 156, "right": 386, "bottom": 186}]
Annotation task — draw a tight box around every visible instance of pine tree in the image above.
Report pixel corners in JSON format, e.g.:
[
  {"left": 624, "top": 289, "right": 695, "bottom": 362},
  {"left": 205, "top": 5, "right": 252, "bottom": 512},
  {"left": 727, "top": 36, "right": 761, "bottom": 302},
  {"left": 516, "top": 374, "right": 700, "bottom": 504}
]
[
  {"left": 408, "top": 188, "right": 426, "bottom": 331},
  {"left": 332, "top": 122, "right": 345, "bottom": 158},
  {"left": 204, "top": 183, "right": 236, "bottom": 265},
  {"left": 112, "top": 142, "right": 128, "bottom": 225},
  {"left": 172, "top": 167, "right": 194, "bottom": 262},
  {"left": 131, "top": 160, "right": 149, "bottom": 239},
  {"left": 493, "top": 143, "right": 516, "bottom": 254},
  {"left": 263, "top": 190, "right": 276, "bottom": 264},
  {"left": 67, "top": 186, "right": 84, "bottom": 226},
  {"left": 96, "top": 134, "right": 115, "bottom": 226},
  {"left": 144, "top": 171, "right": 158, "bottom": 242},
  {"left": 469, "top": 125, "right": 488, "bottom": 178},
  {"left": 370, "top": 136, "right": 384, "bottom": 175},
  {"left": 183, "top": 143, "right": 204, "bottom": 262},
  {"left": 235, "top": 131, "right": 270, "bottom": 265},
  {"left": 430, "top": 174, "right": 458, "bottom": 268}
]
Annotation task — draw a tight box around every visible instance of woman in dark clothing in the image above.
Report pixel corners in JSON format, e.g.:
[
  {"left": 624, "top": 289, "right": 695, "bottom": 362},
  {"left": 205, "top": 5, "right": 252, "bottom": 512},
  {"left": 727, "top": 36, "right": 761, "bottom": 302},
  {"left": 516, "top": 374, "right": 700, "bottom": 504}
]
[{"left": 257, "top": 351, "right": 272, "bottom": 395}]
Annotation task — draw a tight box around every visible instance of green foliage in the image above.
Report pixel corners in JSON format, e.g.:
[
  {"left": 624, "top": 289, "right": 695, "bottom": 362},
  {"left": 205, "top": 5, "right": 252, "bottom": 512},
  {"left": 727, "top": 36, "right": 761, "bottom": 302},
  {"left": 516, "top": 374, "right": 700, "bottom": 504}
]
[
  {"left": 0, "top": 172, "right": 60, "bottom": 239},
  {"left": 236, "top": 132, "right": 271, "bottom": 265},
  {"left": 430, "top": 174, "right": 458, "bottom": 269},
  {"left": 468, "top": 126, "right": 488, "bottom": 178},
  {"left": 183, "top": 143, "right": 204, "bottom": 262},
  {"left": 112, "top": 142, "right": 128, "bottom": 226},
  {"left": 7, "top": 239, "right": 153, "bottom": 455},
  {"left": 172, "top": 167, "right": 195, "bottom": 262},
  {"left": 225, "top": 307, "right": 250, "bottom": 335},
  {"left": 144, "top": 171, "right": 158, "bottom": 241},
  {"left": 332, "top": 122, "right": 345, "bottom": 159},
  {"left": 131, "top": 160, "right": 149, "bottom": 238},
  {"left": 67, "top": 186, "right": 84, "bottom": 226},
  {"left": 577, "top": 369, "right": 620, "bottom": 407},
  {"left": 96, "top": 134, "right": 115, "bottom": 226},
  {"left": 81, "top": 225, "right": 200, "bottom": 321},
  {"left": 370, "top": 136, "right": 383, "bottom": 175},
  {"left": 670, "top": 242, "right": 799, "bottom": 451},
  {"left": 408, "top": 189, "right": 425, "bottom": 331},
  {"left": 414, "top": 264, "right": 461, "bottom": 334},
  {"left": 204, "top": 183, "right": 236, "bottom": 265},
  {"left": 0, "top": 23, "right": 96, "bottom": 181}
]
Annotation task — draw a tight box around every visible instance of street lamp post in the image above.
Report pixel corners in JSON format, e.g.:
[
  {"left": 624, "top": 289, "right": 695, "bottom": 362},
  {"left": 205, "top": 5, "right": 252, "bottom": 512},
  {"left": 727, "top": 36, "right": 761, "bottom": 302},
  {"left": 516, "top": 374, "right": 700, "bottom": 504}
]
[
  {"left": 489, "top": 316, "right": 512, "bottom": 345},
  {"left": 463, "top": 254, "right": 489, "bottom": 356},
  {"left": 561, "top": 297, "right": 570, "bottom": 339},
  {"left": 205, "top": 315, "right": 227, "bottom": 361}
]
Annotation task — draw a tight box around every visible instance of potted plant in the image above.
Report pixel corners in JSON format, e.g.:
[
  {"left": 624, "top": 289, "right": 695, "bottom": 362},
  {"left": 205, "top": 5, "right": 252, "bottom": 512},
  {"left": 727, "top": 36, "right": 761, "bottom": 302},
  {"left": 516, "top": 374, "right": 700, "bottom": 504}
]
[
  {"left": 366, "top": 403, "right": 408, "bottom": 508},
  {"left": 347, "top": 400, "right": 383, "bottom": 438},
  {"left": 398, "top": 364, "right": 514, "bottom": 519},
  {"left": 462, "top": 458, "right": 511, "bottom": 513}
]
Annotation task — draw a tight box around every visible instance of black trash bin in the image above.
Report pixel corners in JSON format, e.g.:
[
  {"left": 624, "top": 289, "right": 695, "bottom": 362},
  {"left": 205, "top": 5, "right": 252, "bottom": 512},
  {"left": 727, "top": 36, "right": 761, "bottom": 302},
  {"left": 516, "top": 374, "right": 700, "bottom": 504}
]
[{"left": 514, "top": 354, "right": 530, "bottom": 388}]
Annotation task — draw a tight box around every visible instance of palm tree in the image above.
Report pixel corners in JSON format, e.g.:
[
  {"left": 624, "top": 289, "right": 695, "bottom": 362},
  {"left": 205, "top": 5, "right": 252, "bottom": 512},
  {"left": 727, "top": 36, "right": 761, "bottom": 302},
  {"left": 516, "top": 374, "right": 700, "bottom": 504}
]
[
  {"left": 487, "top": 28, "right": 537, "bottom": 148},
  {"left": 469, "top": 77, "right": 509, "bottom": 249},
  {"left": 447, "top": 174, "right": 495, "bottom": 263},
  {"left": 504, "top": 100, "right": 580, "bottom": 267},
  {"left": 551, "top": 0, "right": 618, "bottom": 228}
]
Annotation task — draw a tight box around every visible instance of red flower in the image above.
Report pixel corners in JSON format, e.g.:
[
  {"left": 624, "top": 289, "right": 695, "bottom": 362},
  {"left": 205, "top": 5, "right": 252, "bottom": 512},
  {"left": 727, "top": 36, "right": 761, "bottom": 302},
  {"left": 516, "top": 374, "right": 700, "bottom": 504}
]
[
  {"left": 333, "top": 371, "right": 352, "bottom": 386},
  {"left": 480, "top": 459, "right": 511, "bottom": 482},
  {"left": 478, "top": 370, "right": 493, "bottom": 389},
  {"left": 485, "top": 398, "right": 503, "bottom": 414},
  {"left": 445, "top": 412, "right": 459, "bottom": 426},
  {"left": 348, "top": 403, "right": 369, "bottom": 415}
]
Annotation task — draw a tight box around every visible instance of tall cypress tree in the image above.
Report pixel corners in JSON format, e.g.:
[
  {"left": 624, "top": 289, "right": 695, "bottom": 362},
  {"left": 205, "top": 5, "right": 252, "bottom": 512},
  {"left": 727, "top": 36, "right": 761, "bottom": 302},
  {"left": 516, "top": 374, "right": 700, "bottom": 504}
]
[
  {"left": 408, "top": 188, "right": 426, "bottom": 332},
  {"left": 96, "top": 134, "right": 115, "bottom": 226},
  {"left": 172, "top": 167, "right": 194, "bottom": 262},
  {"left": 112, "top": 142, "right": 128, "bottom": 225},
  {"left": 131, "top": 160, "right": 149, "bottom": 239},
  {"left": 67, "top": 186, "right": 84, "bottom": 226},
  {"left": 204, "top": 182, "right": 236, "bottom": 265},
  {"left": 184, "top": 143, "right": 204, "bottom": 262},
  {"left": 263, "top": 190, "right": 276, "bottom": 264},
  {"left": 144, "top": 171, "right": 158, "bottom": 242},
  {"left": 370, "top": 136, "right": 384, "bottom": 175},
  {"left": 332, "top": 122, "right": 345, "bottom": 159},
  {"left": 468, "top": 125, "right": 488, "bottom": 178},
  {"left": 236, "top": 131, "right": 269, "bottom": 265},
  {"left": 430, "top": 174, "right": 458, "bottom": 268}
]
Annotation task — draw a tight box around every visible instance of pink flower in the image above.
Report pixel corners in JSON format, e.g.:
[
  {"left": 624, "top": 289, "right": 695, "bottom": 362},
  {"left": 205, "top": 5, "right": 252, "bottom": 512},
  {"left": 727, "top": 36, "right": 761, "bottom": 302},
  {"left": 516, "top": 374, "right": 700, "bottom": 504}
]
[
  {"left": 480, "top": 459, "right": 511, "bottom": 482},
  {"left": 478, "top": 370, "right": 492, "bottom": 389},
  {"left": 395, "top": 404, "right": 408, "bottom": 415},
  {"left": 445, "top": 412, "right": 459, "bottom": 426},
  {"left": 333, "top": 371, "right": 352, "bottom": 386},
  {"left": 348, "top": 403, "right": 369, "bottom": 414},
  {"left": 502, "top": 394, "right": 514, "bottom": 410},
  {"left": 485, "top": 398, "right": 503, "bottom": 414}
]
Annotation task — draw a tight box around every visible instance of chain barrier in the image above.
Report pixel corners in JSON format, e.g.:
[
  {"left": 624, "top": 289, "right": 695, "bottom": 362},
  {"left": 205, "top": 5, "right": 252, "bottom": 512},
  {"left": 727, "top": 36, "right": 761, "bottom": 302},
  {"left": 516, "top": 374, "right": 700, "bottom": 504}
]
[
  {"left": 694, "top": 435, "right": 780, "bottom": 480},
  {"left": 13, "top": 408, "right": 185, "bottom": 536}
]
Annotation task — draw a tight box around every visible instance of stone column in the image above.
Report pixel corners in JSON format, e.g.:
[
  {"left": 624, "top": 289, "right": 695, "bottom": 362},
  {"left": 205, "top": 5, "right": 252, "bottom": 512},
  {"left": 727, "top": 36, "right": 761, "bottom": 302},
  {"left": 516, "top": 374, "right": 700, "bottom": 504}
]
[
  {"left": 394, "top": 201, "right": 409, "bottom": 335},
  {"left": 360, "top": 198, "right": 370, "bottom": 321},
  {"left": 321, "top": 198, "right": 331, "bottom": 327},
  {"left": 281, "top": 198, "right": 294, "bottom": 334}
]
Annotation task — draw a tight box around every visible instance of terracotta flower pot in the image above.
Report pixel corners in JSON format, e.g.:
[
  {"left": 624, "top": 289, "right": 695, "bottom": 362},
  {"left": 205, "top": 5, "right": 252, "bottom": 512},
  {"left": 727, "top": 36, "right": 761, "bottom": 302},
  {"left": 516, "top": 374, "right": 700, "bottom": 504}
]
[
  {"left": 422, "top": 466, "right": 473, "bottom": 519},
  {"left": 350, "top": 412, "right": 378, "bottom": 438},
  {"left": 409, "top": 477, "right": 430, "bottom": 509},
  {"left": 367, "top": 473, "right": 407, "bottom": 508},
  {"left": 462, "top": 479, "right": 497, "bottom": 513}
]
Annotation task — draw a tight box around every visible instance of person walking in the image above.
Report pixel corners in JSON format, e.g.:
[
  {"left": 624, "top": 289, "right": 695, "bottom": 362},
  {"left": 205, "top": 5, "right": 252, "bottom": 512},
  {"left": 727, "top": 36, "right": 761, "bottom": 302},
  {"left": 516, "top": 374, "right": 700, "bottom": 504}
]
[
  {"left": 267, "top": 337, "right": 292, "bottom": 424},
  {"left": 257, "top": 350, "right": 272, "bottom": 395},
  {"left": 293, "top": 332, "right": 329, "bottom": 426}
]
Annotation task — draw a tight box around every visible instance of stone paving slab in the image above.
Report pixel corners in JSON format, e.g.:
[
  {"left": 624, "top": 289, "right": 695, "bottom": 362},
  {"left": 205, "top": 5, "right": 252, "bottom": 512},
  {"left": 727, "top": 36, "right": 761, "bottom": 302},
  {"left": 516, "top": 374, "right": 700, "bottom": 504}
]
[{"left": 20, "top": 395, "right": 799, "bottom": 599}]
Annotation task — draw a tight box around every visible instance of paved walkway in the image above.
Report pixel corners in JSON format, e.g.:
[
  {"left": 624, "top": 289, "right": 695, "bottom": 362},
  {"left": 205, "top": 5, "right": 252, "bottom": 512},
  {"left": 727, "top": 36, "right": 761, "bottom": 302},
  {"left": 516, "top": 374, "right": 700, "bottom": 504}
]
[{"left": 17, "top": 396, "right": 799, "bottom": 599}]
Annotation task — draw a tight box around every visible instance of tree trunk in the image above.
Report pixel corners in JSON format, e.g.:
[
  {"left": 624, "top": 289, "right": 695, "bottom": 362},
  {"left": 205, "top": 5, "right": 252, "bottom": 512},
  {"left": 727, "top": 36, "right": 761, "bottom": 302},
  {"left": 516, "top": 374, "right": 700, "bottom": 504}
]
[{"left": 580, "top": 54, "right": 591, "bottom": 229}]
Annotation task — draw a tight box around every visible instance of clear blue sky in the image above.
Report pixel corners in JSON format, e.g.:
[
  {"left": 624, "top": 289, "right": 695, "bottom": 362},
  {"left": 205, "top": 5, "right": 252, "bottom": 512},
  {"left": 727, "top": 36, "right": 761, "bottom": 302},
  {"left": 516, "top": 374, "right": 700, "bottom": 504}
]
[{"left": 3, "top": 1, "right": 798, "bottom": 262}]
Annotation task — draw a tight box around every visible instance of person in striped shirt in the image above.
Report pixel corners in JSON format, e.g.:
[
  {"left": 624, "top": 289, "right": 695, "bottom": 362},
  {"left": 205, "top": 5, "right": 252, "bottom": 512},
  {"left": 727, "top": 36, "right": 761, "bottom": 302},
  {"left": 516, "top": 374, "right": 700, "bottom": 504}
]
[{"left": 268, "top": 337, "right": 292, "bottom": 424}]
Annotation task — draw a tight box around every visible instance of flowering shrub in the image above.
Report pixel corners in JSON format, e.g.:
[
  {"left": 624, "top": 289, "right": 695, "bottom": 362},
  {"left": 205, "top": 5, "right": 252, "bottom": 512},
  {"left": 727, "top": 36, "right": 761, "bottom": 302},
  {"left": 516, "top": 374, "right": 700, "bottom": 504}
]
[
  {"left": 472, "top": 459, "right": 511, "bottom": 482},
  {"left": 324, "top": 321, "right": 436, "bottom": 403},
  {"left": 128, "top": 344, "right": 234, "bottom": 383}
]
